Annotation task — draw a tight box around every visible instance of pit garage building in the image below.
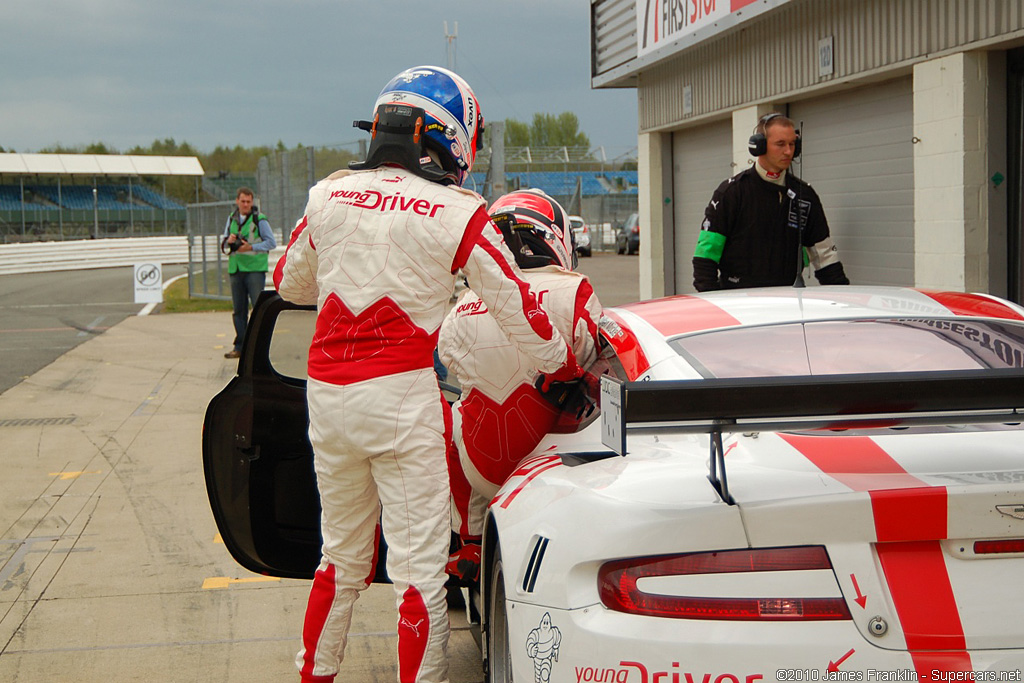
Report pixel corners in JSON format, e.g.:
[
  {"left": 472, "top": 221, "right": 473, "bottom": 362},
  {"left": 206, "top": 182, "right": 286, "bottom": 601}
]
[{"left": 592, "top": 0, "right": 1024, "bottom": 302}]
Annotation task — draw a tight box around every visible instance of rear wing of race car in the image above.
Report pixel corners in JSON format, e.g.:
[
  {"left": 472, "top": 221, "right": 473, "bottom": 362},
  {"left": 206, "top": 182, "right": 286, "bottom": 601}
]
[{"left": 600, "top": 369, "right": 1024, "bottom": 504}]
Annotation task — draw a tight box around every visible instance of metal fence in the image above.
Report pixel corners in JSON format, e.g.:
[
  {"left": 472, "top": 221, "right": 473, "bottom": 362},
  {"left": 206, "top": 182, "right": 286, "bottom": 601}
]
[
  {"left": 252, "top": 141, "right": 638, "bottom": 254},
  {"left": 256, "top": 144, "right": 365, "bottom": 239},
  {"left": 186, "top": 200, "right": 234, "bottom": 300},
  {"left": 0, "top": 207, "right": 188, "bottom": 243}
]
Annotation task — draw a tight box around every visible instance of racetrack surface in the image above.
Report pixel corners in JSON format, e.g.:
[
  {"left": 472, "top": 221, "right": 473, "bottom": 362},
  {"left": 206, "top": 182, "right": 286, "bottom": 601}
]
[{"left": 0, "top": 253, "right": 638, "bottom": 681}]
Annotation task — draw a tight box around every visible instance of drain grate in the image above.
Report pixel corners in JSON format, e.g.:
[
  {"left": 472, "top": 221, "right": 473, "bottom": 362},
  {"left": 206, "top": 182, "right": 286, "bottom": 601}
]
[{"left": 0, "top": 417, "right": 77, "bottom": 427}]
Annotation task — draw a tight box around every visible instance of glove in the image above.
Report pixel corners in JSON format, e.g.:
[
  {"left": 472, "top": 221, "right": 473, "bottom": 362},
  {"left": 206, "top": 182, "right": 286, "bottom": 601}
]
[
  {"left": 693, "top": 257, "right": 721, "bottom": 292},
  {"left": 534, "top": 371, "right": 599, "bottom": 421},
  {"left": 815, "top": 262, "right": 850, "bottom": 285},
  {"left": 537, "top": 346, "right": 582, "bottom": 393}
]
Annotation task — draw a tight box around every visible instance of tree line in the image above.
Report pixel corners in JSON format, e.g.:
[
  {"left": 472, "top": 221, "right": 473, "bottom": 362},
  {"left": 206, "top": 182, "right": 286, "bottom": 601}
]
[{"left": 0, "top": 112, "right": 628, "bottom": 205}]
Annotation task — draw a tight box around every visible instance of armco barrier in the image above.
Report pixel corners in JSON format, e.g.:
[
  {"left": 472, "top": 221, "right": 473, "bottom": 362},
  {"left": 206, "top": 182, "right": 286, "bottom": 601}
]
[{"left": 0, "top": 237, "right": 256, "bottom": 276}]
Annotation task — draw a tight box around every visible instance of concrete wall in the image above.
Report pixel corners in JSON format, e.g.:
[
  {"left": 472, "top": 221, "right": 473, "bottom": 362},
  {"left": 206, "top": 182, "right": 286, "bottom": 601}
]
[{"left": 913, "top": 51, "right": 991, "bottom": 291}]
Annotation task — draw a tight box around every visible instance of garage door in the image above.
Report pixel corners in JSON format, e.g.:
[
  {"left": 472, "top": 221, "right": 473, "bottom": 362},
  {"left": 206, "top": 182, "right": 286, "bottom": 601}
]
[
  {"left": 672, "top": 118, "right": 733, "bottom": 293},
  {"left": 789, "top": 77, "right": 914, "bottom": 286}
]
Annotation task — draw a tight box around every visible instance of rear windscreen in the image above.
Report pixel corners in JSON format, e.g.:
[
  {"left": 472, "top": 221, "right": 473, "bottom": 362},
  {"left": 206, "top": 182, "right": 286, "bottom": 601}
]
[{"left": 670, "top": 319, "right": 1024, "bottom": 379}]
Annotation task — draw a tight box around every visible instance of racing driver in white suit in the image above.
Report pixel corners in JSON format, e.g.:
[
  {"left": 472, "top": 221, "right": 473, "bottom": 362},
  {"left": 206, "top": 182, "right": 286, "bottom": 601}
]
[
  {"left": 274, "top": 67, "right": 582, "bottom": 683},
  {"left": 438, "top": 189, "right": 603, "bottom": 581}
]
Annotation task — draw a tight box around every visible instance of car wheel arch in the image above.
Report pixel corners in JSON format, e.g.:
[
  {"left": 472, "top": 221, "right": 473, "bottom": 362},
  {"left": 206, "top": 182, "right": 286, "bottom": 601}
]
[{"left": 481, "top": 513, "right": 502, "bottom": 679}]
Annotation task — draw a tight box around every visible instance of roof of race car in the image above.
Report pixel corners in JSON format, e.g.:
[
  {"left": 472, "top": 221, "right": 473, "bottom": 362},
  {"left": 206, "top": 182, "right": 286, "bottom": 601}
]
[
  {"left": 598, "top": 286, "right": 1024, "bottom": 380},
  {"left": 612, "top": 286, "right": 1024, "bottom": 338}
]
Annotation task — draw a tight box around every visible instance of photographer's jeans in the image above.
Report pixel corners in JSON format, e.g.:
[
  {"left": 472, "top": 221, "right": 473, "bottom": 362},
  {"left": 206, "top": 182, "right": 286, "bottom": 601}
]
[{"left": 229, "top": 270, "right": 266, "bottom": 351}]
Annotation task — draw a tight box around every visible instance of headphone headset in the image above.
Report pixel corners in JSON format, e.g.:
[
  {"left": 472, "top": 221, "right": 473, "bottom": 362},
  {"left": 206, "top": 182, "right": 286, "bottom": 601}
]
[{"left": 748, "top": 113, "right": 802, "bottom": 158}]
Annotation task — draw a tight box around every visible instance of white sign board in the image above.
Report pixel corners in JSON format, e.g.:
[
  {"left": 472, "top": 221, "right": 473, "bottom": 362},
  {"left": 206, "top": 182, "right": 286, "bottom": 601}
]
[
  {"left": 637, "top": 0, "right": 728, "bottom": 58},
  {"left": 600, "top": 376, "right": 626, "bottom": 455},
  {"left": 133, "top": 262, "right": 163, "bottom": 303},
  {"left": 818, "top": 36, "right": 834, "bottom": 76},
  {"left": 635, "top": 0, "right": 798, "bottom": 61}
]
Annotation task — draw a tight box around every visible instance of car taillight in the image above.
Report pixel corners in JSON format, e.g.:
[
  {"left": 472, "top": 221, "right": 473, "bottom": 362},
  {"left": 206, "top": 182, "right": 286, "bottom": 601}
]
[
  {"left": 974, "top": 538, "right": 1024, "bottom": 554},
  {"left": 598, "top": 546, "right": 852, "bottom": 621},
  {"left": 631, "top": 223, "right": 640, "bottom": 234}
]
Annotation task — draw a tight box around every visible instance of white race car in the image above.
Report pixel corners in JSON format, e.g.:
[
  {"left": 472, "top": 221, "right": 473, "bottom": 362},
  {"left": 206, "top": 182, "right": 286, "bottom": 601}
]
[
  {"left": 203, "top": 286, "right": 1024, "bottom": 683},
  {"left": 481, "top": 286, "right": 1024, "bottom": 682}
]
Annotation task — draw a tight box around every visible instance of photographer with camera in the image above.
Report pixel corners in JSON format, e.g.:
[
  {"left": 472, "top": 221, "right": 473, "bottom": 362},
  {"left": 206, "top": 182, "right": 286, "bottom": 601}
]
[{"left": 221, "top": 187, "right": 276, "bottom": 359}]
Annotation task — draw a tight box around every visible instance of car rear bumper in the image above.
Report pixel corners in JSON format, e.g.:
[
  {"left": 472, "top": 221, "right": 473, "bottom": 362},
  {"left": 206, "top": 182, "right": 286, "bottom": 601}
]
[{"left": 502, "top": 599, "right": 1024, "bottom": 682}]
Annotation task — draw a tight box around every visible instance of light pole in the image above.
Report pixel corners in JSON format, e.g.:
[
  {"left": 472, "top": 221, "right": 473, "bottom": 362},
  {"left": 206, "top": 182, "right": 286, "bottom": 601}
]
[{"left": 444, "top": 21, "right": 458, "bottom": 71}]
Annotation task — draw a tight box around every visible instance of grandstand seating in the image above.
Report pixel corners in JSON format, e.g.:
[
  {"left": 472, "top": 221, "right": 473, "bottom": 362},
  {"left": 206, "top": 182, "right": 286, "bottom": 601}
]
[
  {"left": 120, "top": 185, "right": 185, "bottom": 210},
  {"left": 0, "top": 184, "right": 184, "bottom": 212},
  {"left": 0, "top": 186, "right": 26, "bottom": 211}
]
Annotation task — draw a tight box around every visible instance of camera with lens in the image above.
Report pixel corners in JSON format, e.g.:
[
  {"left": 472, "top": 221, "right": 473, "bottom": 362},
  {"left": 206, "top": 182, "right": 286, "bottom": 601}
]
[{"left": 221, "top": 235, "right": 248, "bottom": 254}]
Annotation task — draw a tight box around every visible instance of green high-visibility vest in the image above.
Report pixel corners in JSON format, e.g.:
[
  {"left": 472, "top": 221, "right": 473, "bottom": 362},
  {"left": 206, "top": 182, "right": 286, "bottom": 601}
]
[{"left": 227, "top": 211, "right": 269, "bottom": 274}]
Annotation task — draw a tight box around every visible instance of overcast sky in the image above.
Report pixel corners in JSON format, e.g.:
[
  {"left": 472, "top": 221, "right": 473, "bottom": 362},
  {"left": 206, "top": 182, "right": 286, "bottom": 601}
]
[{"left": 2, "top": 0, "right": 639, "bottom": 161}]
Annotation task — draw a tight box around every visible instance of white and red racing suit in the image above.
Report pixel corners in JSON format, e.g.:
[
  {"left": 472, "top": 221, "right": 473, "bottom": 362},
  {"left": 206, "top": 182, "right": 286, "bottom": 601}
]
[
  {"left": 274, "top": 167, "right": 579, "bottom": 683},
  {"left": 438, "top": 266, "right": 601, "bottom": 539}
]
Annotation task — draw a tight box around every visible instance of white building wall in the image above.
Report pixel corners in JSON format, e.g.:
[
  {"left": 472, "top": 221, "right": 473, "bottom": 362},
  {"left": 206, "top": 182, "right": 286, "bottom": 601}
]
[
  {"left": 913, "top": 52, "right": 990, "bottom": 291},
  {"left": 638, "top": 132, "right": 658, "bottom": 300}
]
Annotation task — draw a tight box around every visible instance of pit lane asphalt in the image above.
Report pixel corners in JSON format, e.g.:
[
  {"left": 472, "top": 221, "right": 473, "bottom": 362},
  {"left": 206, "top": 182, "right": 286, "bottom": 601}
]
[{"left": 0, "top": 251, "right": 639, "bottom": 682}]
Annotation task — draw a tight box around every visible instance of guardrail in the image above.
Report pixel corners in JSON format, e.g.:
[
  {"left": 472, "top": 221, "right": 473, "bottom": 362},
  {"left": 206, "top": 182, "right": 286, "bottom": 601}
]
[
  {"left": 0, "top": 236, "right": 286, "bottom": 279},
  {"left": 0, "top": 236, "right": 213, "bottom": 276}
]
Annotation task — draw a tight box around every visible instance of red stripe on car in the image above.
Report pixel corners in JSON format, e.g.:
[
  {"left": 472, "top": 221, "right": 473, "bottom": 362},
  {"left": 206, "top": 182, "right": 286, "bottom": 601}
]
[
  {"left": 920, "top": 290, "right": 1024, "bottom": 320},
  {"left": 781, "top": 434, "right": 971, "bottom": 671},
  {"left": 600, "top": 309, "right": 650, "bottom": 379},
  {"left": 876, "top": 542, "right": 969, "bottom": 654},
  {"left": 496, "top": 456, "right": 562, "bottom": 509},
  {"left": 617, "top": 295, "right": 742, "bottom": 337}
]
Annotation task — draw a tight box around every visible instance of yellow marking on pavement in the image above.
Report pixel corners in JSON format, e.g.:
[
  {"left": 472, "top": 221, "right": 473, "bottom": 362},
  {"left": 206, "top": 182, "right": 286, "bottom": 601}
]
[
  {"left": 213, "top": 533, "right": 223, "bottom": 544},
  {"left": 49, "top": 470, "right": 102, "bottom": 480},
  {"left": 202, "top": 576, "right": 281, "bottom": 590}
]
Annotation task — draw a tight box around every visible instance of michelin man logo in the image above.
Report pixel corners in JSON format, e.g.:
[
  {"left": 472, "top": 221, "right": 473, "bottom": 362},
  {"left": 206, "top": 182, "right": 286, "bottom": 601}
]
[{"left": 526, "top": 612, "right": 561, "bottom": 683}]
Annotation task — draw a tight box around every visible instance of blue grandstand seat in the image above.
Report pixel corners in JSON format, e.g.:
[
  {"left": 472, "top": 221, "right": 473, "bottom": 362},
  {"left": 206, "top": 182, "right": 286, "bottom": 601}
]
[
  {"left": 30, "top": 185, "right": 139, "bottom": 211},
  {"left": 0, "top": 185, "right": 59, "bottom": 211},
  {"left": 463, "top": 170, "right": 638, "bottom": 197},
  {"left": 0, "top": 186, "right": 24, "bottom": 211},
  {"left": 118, "top": 185, "right": 185, "bottom": 210},
  {"left": 0, "top": 183, "right": 185, "bottom": 215}
]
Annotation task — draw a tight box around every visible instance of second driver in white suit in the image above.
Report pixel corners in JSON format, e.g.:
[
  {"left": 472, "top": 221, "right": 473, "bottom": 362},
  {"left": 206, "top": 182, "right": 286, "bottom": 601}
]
[{"left": 438, "top": 189, "right": 603, "bottom": 582}]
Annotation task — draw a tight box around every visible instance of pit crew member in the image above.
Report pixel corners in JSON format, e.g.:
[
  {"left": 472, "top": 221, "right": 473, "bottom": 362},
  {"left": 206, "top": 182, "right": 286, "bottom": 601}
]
[{"left": 692, "top": 112, "right": 850, "bottom": 291}]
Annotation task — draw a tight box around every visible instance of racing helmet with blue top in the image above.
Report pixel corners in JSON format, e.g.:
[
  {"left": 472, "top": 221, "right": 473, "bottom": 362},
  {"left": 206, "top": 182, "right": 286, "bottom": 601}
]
[{"left": 350, "top": 65, "right": 484, "bottom": 187}]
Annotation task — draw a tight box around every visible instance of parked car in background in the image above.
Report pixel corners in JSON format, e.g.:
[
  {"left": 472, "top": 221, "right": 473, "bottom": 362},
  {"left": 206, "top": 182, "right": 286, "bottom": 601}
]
[
  {"left": 616, "top": 212, "right": 640, "bottom": 254},
  {"left": 569, "top": 214, "right": 592, "bottom": 258}
]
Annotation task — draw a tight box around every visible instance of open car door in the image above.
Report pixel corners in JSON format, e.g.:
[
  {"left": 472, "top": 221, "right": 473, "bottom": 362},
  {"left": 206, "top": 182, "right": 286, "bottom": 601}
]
[{"left": 202, "top": 291, "right": 389, "bottom": 581}]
